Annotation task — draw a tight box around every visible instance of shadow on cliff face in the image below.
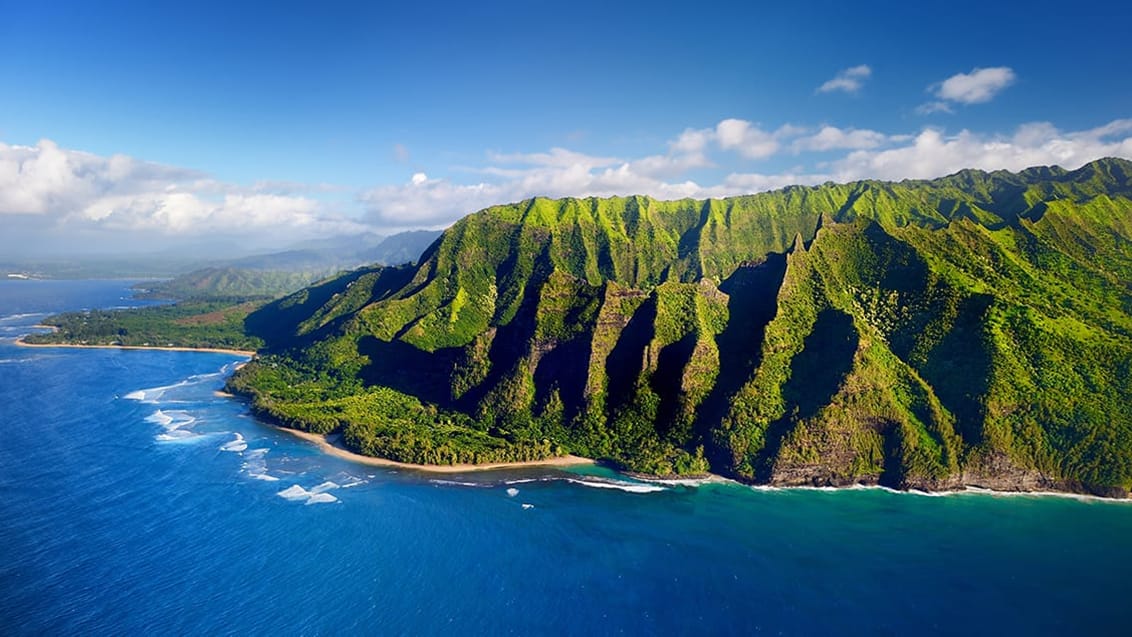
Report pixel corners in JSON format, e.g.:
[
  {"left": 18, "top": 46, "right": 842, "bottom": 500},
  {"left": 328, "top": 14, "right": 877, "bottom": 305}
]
[
  {"left": 604, "top": 294, "right": 658, "bottom": 415},
  {"left": 533, "top": 335, "right": 592, "bottom": 425},
  {"left": 757, "top": 308, "right": 859, "bottom": 481},
  {"left": 651, "top": 333, "right": 699, "bottom": 442},
  {"left": 357, "top": 335, "right": 462, "bottom": 408},
  {"left": 697, "top": 254, "right": 787, "bottom": 463},
  {"left": 916, "top": 294, "right": 994, "bottom": 446},
  {"left": 247, "top": 266, "right": 413, "bottom": 350}
]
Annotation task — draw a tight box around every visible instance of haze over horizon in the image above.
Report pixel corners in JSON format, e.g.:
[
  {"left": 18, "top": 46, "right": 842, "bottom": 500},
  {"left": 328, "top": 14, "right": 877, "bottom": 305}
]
[{"left": 2, "top": 0, "right": 1130, "bottom": 258}]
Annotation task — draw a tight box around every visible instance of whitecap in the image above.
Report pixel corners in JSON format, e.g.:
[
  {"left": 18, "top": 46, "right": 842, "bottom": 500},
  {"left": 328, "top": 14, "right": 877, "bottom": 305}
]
[
  {"left": 277, "top": 485, "right": 312, "bottom": 501},
  {"left": 309, "top": 481, "right": 340, "bottom": 494},
  {"left": 155, "top": 430, "right": 204, "bottom": 443},
  {"left": 278, "top": 484, "right": 340, "bottom": 505},
  {"left": 565, "top": 478, "right": 666, "bottom": 494},
  {"left": 219, "top": 433, "right": 247, "bottom": 452},
  {"left": 429, "top": 479, "right": 490, "bottom": 488},
  {"left": 305, "top": 493, "right": 339, "bottom": 505},
  {"left": 145, "top": 409, "right": 196, "bottom": 431},
  {"left": 521, "top": 503, "right": 534, "bottom": 509},
  {"left": 242, "top": 448, "right": 279, "bottom": 481},
  {"left": 506, "top": 487, "right": 519, "bottom": 497},
  {"left": 0, "top": 312, "right": 46, "bottom": 323},
  {"left": 145, "top": 410, "right": 175, "bottom": 427}
]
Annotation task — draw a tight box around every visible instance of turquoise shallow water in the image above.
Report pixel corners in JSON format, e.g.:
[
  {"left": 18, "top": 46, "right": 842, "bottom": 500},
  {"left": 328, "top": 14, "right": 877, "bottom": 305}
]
[{"left": 2, "top": 279, "right": 1131, "bottom": 636}]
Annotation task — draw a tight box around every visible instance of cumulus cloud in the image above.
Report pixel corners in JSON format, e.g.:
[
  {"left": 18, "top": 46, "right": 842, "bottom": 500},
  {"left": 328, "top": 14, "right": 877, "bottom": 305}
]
[
  {"left": 817, "top": 65, "right": 872, "bottom": 94},
  {"left": 793, "top": 126, "right": 888, "bottom": 152},
  {"left": 920, "top": 67, "right": 1016, "bottom": 113},
  {"left": 362, "top": 118, "right": 1132, "bottom": 227},
  {"left": 831, "top": 119, "right": 1132, "bottom": 181},
  {"left": 0, "top": 139, "right": 365, "bottom": 245},
  {"left": 936, "top": 66, "right": 1016, "bottom": 104},
  {"left": 714, "top": 119, "right": 804, "bottom": 159},
  {"left": 9, "top": 115, "right": 1132, "bottom": 254}
]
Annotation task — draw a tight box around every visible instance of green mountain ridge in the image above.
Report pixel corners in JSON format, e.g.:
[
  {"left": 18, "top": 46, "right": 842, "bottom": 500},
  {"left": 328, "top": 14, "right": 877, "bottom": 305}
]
[
  {"left": 138, "top": 230, "right": 443, "bottom": 301},
  {"left": 228, "top": 158, "right": 1132, "bottom": 496}
]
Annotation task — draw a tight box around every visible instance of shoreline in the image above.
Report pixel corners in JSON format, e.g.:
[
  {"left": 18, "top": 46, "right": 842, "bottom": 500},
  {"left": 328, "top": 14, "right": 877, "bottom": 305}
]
[
  {"left": 269, "top": 422, "right": 1130, "bottom": 501},
  {"left": 273, "top": 424, "right": 595, "bottom": 474},
  {"left": 15, "top": 336, "right": 255, "bottom": 357}
]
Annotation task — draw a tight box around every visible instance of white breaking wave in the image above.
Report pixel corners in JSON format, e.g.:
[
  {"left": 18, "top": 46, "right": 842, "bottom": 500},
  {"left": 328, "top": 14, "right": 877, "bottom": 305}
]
[
  {"left": 429, "top": 479, "right": 491, "bottom": 488},
  {"left": 145, "top": 410, "right": 174, "bottom": 427},
  {"left": 505, "top": 475, "right": 667, "bottom": 494},
  {"left": 277, "top": 483, "right": 340, "bottom": 505},
  {"left": 219, "top": 433, "right": 247, "bottom": 452},
  {"left": 155, "top": 430, "right": 201, "bottom": 442},
  {"left": 124, "top": 381, "right": 188, "bottom": 403},
  {"left": 124, "top": 367, "right": 228, "bottom": 403},
  {"left": 144, "top": 409, "right": 196, "bottom": 431},
  {"left": 521, "top": 503, "right": 535, "bottom": 509},
  {"left": 0, "top": 312, "right": 46, "bottom": 323},
  {"left": 242, "top": 448, "right": 279, "bottom": 481},
  {"left": 564, "top": 478, "right": 666, "bottom": 494},
  {"left": 305, "top": 493, "right": 339, "bottom": 505}
]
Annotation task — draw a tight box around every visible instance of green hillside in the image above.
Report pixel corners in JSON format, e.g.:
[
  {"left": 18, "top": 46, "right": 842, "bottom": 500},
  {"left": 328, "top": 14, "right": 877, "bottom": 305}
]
[
  {"left": 137, "top": 230, "right": 442, "bottom": 301},
  {"left": 227, "top": 158, "right": 1132, "bottom": 496}
]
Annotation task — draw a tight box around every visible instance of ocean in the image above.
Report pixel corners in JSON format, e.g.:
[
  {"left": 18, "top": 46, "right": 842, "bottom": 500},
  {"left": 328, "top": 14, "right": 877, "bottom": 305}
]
[{"left": 1, "top": 279, "right": 1130, "bottom": 635}]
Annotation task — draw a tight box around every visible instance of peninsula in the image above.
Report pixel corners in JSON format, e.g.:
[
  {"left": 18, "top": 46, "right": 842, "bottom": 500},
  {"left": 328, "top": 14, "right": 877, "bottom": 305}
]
[{"left": 220, "top": 159, "right": 1132, "bottom": 498}]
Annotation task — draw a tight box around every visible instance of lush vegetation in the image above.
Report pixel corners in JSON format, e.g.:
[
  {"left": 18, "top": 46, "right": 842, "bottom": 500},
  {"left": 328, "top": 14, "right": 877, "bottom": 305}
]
[
  {"left": 135, "top": 268, "right": 330, "bottom": 301},
  {"left": 228, "top": 357, "right": 561, "bottom": 464},
  {"left": 135, "top": 230, "right": 442, "bottom": 301},
  {"left": 24, "top": 300, "right": 265, "bottom": 351},
  {"left": 225, "top": 158, "right": 1132, "bottom": 492}
]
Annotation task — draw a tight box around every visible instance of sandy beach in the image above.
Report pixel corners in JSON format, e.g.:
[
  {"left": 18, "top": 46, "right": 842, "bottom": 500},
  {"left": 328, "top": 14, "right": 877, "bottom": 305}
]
[
  {"left": 15, "top": 337, "right": 255, "bottom": 357},
  {"left": 274, "top": 425, "right": 594, "bottom": 473}
]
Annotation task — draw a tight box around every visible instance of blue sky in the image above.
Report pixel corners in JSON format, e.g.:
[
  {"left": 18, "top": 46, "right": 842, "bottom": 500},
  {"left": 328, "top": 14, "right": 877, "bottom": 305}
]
[{"left": 2, "top": 0, "right": 1130, "bottom": 255}]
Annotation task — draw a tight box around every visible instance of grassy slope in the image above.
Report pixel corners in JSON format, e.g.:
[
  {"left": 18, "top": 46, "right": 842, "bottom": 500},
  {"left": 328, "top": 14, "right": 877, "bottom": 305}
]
[{"left": 229, "top": 158, "right": 1132, "bottom": 494}]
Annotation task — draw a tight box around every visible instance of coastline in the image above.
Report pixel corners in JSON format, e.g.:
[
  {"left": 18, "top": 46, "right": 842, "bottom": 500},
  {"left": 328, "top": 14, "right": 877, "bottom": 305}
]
[
  {"left": 268, "top": 422, "right": 1129, "bottom": 500},
  {"left": 273, "top": 424, "right": 595, "bottom": 474},
  {"left": 15, "top": 336, "right": 255, "bottom": 357}
]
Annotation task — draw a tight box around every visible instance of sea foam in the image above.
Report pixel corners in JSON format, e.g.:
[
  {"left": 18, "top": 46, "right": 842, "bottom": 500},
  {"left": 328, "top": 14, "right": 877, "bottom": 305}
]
[
  {"left": 277, "top": 483, "right": 340, "bottom": 505},
  {"left": 242, "top": 448, "right": 280, "bottom": 481},
  {"left": 219, "top": 433, "right": 247, "bottom": 452}
]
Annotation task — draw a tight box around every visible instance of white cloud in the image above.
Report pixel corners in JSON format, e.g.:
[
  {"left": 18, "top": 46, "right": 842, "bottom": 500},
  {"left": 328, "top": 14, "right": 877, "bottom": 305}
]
[
  {"left": 832, "top": 119, "right": 1132, "bottom": 181},
  {"left": 817, "top": 65, "right": 872, "bottom": 94},
  {"left": 362, "top": 118, "right": 1132, "bottom": 228},
  {"left": 793, "top": 126, "right": 888, "bottom": 152},
  {"left": 671, "top": 128, "right": 713, "bottom": 154},
  {"left": 9, "top": 116, "right": 1132, "bottom": 253},
  {"left": 935, "top": 66, "right": 1016, "bottom": 104},
  {"left": 920, "top": 67, "right": 1016, "bottom": 113},
  {"left": 721, "top": 171, "right": 831, "bottom": 192},
  {"left": 715, "top": 119, "right": 803, "bottom": 159},
  {"left": 915, "top": 101, "right": 954, "bottom": 115},
  {"left": 0, "top": 139, "right": 364, "bottom": 243},
  {"left": 487, "top": 147, "right": 619, "bottom": 170}
]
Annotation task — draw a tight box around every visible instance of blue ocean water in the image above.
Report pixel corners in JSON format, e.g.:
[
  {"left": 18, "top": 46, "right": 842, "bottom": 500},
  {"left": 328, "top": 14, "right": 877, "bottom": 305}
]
[{"left": 2, "top": 280, "right": 1131, "bottom": 635}]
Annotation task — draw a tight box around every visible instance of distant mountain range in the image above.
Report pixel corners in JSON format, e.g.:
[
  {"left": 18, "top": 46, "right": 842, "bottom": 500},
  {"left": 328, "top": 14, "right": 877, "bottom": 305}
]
[{"left": 137, "top": 230, "right": 441, "bottom": 300}]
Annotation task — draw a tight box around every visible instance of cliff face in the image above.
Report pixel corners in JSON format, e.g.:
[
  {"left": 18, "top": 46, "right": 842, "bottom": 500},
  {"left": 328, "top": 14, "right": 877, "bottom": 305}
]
[{"left": 231, "top": 158, "right": 1132, "bottom": 496}]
